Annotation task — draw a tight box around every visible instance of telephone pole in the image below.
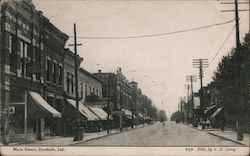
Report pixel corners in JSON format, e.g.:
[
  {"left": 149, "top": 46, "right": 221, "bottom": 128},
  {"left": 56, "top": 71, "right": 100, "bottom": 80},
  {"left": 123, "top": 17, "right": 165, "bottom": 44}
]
[
  {"left": 193, "top": 59, "right": 208, "bottom": 121},
  {"left": 69, "top": 23, "right": 82, "bottom": 141},
  {"left": 186, "top": 84, "right": 190, "bottom": 124},
  {"left": 186, "top": 75, "right": 197, "bottom": 123}
]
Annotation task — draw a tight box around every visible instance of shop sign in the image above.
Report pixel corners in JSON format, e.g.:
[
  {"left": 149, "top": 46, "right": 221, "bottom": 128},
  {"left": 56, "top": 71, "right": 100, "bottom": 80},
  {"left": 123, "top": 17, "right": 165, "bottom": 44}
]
[{"left": 9, "top": 106, "right": 15, "bottom": 114}]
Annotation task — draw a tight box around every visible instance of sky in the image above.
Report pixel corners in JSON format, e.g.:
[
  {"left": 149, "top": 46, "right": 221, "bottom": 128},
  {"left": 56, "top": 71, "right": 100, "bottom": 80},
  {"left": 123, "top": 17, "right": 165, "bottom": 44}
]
[{"left": 33, "top": 0, "right": 249, "bottom": 118}]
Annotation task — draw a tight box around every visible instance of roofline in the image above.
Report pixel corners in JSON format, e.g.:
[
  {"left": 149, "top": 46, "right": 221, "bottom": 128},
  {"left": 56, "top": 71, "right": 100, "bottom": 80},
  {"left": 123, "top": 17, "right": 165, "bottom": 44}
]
[
  {"left": 64, "top": 48, "right": 83, "bottom": 62},
  {"left": 79, "top": 68, "right": 103, "bottom": 83}
]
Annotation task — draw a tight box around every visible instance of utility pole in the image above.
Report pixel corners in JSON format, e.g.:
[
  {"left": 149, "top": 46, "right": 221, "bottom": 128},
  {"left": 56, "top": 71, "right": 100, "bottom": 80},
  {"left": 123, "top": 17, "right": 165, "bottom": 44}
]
[
  {"left": 186, "top": 75, "right": 197, "bottom": 122},
  {"left": 107, "top": 73, "right": 111, "bottom": 134},
  {"left": 186, "top": 84, "right": 190, "bottom": 124},
  {"left": 69, "top": 23, "right": 82, "bottom": 141},
  {"left": 193, "top": 59, "right": 208, "bottom": 122},
  {"left": 235, "top": 0, "right": 241, "bottom": 50}
]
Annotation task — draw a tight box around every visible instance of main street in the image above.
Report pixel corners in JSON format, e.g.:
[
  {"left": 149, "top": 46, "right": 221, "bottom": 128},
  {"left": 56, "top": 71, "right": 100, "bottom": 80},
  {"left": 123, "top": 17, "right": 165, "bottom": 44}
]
[{"left": 76, "top": 122, "right": 240, "bottom": 146}]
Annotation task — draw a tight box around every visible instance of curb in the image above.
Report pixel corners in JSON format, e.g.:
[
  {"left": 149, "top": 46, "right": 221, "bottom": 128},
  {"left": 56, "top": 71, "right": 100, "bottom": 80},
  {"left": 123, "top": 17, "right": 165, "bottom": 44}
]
[
  {"left": 208, "top": 132, "right": 247, "bottom": 146},
  {"left": 69, "top": 131, "right": 120, "bottom": 145},
  {"left": 70, "top": 124, "right": 150, "bottom": 146}
]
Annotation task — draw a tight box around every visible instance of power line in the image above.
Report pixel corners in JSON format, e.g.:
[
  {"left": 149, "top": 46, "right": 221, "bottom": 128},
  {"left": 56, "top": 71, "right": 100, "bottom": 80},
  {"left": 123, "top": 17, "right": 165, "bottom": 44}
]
[
  {"left": 204, "top": 25, "right": 236, "bottom": 71},
  {"left": 204, "top": 4, "right": 249, "bottom": 70},
  {"left": 69, "top": 19, "right": 234, "bottom": 39}
]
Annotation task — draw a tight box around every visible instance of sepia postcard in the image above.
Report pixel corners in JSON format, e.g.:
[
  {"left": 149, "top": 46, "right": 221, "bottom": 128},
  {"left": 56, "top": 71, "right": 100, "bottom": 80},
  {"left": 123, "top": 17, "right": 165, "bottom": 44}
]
[{"left": 0, "top": 0, "right": 249, "bottom": 155}]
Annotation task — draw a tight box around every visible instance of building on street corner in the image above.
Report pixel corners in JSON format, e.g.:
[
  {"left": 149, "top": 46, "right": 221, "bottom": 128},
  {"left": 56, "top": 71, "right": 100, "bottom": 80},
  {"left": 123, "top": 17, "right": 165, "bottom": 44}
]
[{"left": 0, "top": 0, "right": 68, "bottom": 144}]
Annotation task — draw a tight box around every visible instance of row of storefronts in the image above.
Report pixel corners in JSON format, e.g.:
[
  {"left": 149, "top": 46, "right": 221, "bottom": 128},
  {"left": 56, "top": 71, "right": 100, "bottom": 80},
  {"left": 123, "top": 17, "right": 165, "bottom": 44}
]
[
  {"left": 0, "top": 0, "right": 154, "bottom": 144},
  {"left": 180, "top": 91, "right": 224, "bottom": 128}
]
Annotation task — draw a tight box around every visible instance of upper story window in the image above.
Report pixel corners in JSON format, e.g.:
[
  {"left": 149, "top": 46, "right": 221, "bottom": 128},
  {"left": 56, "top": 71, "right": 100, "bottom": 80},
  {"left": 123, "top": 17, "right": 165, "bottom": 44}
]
[
  {"left": 96, "top": 89, "right": 98, "bottom": 96},
  {"left": 45, "top": 58, "right": 51, "bottom": 81},
  {"left": 52, "top": 61, "right": 57, "bottom": 84},
  {"left": 9, "top": 36, "right": 12, "bottom": 54},
  {"left": 85, "top": 84, "right": 87, "bottom": 96},
  {"left": 66, "top": 73, "right": 70, "bottom": 94},
  {"left": 80, "top": 82, "right": 83, "bottom": 98},
  {"left": 26, "top": 44, "right": 32, "bottom": 78},
  {"left": 58, "top": 65, "right": 63, "bottom": 85},
  {"left": 89, "top": 86, "right": 92, "bottom": 95},
  {"left": 99, "top": 91, "right": 102, "bottom": 98},
  {"left": 71, "top": 74, "right": 74, "bottom": 93}
]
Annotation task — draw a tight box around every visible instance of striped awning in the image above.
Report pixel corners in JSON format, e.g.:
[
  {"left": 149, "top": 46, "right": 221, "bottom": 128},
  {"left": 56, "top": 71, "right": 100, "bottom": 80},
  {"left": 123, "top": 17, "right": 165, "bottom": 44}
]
[
  {"left": 66, "top": 99, "right": 99, "bottom": 121},
  {"left": 210, "top": 108, "right": 223, "bottom": 119},
  {"left": 28, "top": 91, "right": 61, "bottom": 118},
  {"left": 89, "top": 106, "right": 112, "bottom": 120}
]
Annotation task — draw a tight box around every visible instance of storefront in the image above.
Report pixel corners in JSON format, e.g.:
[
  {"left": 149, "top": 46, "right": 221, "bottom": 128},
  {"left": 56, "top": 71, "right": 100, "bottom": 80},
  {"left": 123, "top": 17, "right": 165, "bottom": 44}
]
[
  {"left": 210, "top": 107, "right": 224, "bottom": 128},
  {"left": 8, "top": 89, "right": 61, "bottom": 143},
  {"left": 88, "top": 106, "right": 113, "bottom": 130},
  {"left": 66, "top": 99, "right": 100, "bottom": 133},
  {"left": 122, "top": 109, "right": 134, "bottom": 128}
]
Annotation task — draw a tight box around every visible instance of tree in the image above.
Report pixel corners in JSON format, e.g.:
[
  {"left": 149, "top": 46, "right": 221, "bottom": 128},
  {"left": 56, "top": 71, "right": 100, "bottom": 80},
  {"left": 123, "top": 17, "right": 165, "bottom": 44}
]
[{"left": 212, "top": 33, "right": 249, "bottom": 123}]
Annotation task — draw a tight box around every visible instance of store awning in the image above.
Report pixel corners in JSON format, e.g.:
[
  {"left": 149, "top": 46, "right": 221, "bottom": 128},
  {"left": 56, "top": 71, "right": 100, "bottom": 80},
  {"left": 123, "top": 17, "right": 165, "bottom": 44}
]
[
  {"left": 138, "top": 113, "right": 144, "bottom": 118},
  {"left": 204, "top": 105, "right": 217, "bottom": 114},
  {"left": 210, "top": 108, "right": 223, "bottom": 119},
  {"left": 28, "top": 91, "right": 61, "bottom": 118},
  {"left": 122, "top": 109, "right": 137, "bottom": 119},
  {"left": 89, "top": 106, "right": 112, "bottom": 120},
  {"left": 66, "top": 99, "right": 99, "bottom": 121}
]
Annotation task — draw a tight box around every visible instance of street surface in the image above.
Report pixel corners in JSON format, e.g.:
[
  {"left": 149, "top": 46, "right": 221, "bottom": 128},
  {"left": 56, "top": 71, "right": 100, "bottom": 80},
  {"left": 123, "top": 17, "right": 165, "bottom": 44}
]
[{"left": 76, "top": 122, "right": 240, "bottom": 146}]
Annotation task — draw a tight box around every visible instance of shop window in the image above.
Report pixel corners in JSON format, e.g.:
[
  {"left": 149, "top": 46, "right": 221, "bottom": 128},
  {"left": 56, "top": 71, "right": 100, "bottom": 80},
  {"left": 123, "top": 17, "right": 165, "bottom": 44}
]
[
  {"left": 55, "top": 99, "right": 63, "bottom": 113},
  {"left": 9, "top": 89, "right": 25, "bottom": 103}
]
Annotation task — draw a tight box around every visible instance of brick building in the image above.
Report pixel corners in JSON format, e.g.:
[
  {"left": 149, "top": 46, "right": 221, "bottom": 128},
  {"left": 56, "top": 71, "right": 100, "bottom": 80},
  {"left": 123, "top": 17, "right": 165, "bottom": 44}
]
[
  {"left": 93, "top": 68, "right": 132, "bottom": 111},
  {"left": 93, "top": 68, "right": 134, "bottom": 128},
  {"left": 0, "top": 0, "right": 67, "bottom": 144}
]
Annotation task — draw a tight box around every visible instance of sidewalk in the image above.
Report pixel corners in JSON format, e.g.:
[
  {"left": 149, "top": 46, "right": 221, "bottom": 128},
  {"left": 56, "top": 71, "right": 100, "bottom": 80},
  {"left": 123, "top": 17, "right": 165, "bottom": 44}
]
[
  {"left": 208, "top": 130, "right": 249, "bottom": 146},
  {"left": 9, "top": 124, "right": 146, "bottom": 146},
  {"left": 188, "top": 124, "right": 249, "bottom": 146}
]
